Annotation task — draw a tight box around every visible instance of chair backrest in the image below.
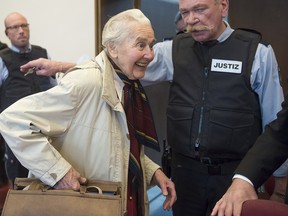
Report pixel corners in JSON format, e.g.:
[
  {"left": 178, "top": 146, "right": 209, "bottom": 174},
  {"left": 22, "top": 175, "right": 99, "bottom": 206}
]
[{"left": 241, "top": 199, "right": 288, "bottom": 216}]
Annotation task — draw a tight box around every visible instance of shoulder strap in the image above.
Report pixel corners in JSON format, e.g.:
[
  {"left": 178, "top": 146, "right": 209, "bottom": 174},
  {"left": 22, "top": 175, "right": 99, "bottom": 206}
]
[{"left": 234, "top": 28, "right": 262, "bottom": 77}]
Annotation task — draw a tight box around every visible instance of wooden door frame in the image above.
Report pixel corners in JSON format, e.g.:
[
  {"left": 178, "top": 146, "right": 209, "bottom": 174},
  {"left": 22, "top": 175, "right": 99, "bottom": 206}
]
[{"left": 95, "top": 0, "right": 141, "bottom": 54}]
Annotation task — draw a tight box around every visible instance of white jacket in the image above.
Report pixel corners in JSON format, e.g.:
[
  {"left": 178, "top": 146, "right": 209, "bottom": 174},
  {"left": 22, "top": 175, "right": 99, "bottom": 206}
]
[{"left": 0, "top": 51, "right": 160, "bottom": 215}]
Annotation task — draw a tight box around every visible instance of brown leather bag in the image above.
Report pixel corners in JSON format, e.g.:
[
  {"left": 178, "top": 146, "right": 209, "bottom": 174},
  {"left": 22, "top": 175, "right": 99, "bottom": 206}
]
[{"left": 1, "top": 178, "right": 123, "bottom": 216}]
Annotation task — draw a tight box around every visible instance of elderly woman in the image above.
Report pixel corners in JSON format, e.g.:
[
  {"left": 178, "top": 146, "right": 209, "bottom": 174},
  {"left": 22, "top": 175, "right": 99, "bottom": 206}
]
[{"left": 0, "top": 9, "right": 176, "bottom": 216}]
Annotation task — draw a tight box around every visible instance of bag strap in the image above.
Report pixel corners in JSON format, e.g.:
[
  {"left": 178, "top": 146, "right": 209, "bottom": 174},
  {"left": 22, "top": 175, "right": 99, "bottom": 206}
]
[{"left": 14, "top": 177, "right": 120, "bottom": 195}]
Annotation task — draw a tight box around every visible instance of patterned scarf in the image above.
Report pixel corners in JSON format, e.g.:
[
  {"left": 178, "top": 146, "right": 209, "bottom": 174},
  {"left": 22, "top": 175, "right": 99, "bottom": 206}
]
[{"left": 115, "top": 69, "right": 159, "bottom": 216}]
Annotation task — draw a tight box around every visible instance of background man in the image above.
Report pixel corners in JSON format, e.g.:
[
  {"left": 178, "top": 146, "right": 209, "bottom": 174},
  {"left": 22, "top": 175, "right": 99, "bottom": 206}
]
[{"left": 0, "top": 12, "right": 55, "bottom": 187}]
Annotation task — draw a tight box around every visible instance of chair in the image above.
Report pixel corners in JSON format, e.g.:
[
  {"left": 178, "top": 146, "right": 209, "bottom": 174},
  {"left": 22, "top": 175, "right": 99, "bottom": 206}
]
[{"left": 241, "top": 199, "right": 288, "bottom": 216}]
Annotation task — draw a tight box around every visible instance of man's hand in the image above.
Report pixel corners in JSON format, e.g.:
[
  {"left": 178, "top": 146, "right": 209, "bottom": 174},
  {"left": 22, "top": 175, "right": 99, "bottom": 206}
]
[
  {"left": 54, "top": 167, "right": 87, "bottom": 190},
  {"left": 211, "top": 178, "right": 258, "bottom": 216},
  {"left": 20, "top": 58, "right": 75, "bottom": 77},
  {"left": 152, "top": 169, "right": 177, "bottom": 211}
]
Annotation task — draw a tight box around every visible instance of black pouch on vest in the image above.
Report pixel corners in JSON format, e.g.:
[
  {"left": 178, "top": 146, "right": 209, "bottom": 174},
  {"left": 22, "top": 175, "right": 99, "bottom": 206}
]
[{"left": 161, "top": 140, "right": 172, "bottom": 178}]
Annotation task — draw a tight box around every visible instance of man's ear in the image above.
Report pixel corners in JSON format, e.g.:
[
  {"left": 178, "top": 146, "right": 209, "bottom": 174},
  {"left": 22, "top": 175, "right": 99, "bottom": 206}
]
[{"left": 221, "top": 0, "right": 229, "bottom": 17}]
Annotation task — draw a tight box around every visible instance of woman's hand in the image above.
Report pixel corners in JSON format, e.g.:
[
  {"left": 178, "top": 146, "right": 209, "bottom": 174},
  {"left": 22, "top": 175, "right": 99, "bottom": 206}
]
[
  {"left": 152, "top": 169, "right": 177, "bottom": 211},
  {"left": 54, "top": 167, "right": 87, "bottom": 190}
]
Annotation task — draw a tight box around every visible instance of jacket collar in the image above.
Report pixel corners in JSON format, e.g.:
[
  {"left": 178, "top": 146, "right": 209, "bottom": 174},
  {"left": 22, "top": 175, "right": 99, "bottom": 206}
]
[{"left": 95, "top": 51, "right": 124, "bottom": 111}]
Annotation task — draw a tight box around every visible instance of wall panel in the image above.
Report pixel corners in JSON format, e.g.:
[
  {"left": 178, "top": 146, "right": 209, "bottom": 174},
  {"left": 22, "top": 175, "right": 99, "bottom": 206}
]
[
  {"left": 229, "top": 0, "right": 288, "bottom": 94},
  {"left": 0, "top": 0, "right": 95, "bottom": 63}
]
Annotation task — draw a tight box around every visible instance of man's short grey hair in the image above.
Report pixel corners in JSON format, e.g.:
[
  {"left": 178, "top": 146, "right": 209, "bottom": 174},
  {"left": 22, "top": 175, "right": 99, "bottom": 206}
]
[
  {"left": 102, "top": 9, "right": 151, "bottom": 51},
  {"left": 174, "top": 11, "right": 182, "bottom": 25}
]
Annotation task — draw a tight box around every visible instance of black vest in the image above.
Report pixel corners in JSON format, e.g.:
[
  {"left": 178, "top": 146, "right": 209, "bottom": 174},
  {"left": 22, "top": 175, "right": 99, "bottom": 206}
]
[
  {"left": 167, "top": 29, "right": 262, "bottom": 159},
  {"left": 0, "top": 42, "right": 8, "bottom": 51},
  {"left": 0, "top": 45, "right": 53, "bottom": 111}
]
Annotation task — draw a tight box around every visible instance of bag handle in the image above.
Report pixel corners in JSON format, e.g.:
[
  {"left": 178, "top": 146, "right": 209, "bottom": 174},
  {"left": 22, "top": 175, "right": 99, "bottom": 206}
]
[
  {"left": 80, "top": 179, "right": 103, "bottom": 194},
  {"left": 25, "top": 179, "right": 103, "bottom": 194},
  {"left": 80, "top": 185, "right": 103, "bottom": 194}
]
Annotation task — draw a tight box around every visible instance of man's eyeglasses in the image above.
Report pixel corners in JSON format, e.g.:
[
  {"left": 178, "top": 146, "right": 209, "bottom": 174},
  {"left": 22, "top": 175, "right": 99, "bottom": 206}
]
[{"left": 6, "top": 24, "right": 29, "bottom": 32}]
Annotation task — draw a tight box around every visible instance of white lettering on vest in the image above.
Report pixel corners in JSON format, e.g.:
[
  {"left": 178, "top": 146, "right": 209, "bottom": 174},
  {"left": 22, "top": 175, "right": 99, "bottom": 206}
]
[{"left": 211, "top": 59, "right": 242, "bottom": 74}]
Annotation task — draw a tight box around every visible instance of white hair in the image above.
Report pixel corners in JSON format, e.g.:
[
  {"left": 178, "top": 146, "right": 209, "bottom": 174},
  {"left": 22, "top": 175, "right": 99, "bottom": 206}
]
[{"left": 102, "top": 9, "right": 151, "bottom": 51}]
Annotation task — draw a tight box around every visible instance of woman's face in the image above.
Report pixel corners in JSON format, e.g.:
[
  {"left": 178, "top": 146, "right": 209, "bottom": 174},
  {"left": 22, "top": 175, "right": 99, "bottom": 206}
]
[{"left": 110, "top": 23, "right": 155, "bottom": 80}]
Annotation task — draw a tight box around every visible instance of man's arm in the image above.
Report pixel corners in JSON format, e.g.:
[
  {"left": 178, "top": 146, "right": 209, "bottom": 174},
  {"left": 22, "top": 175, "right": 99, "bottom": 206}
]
[
  {"left": 251, "top": 43, "right": 284, "bottom": 128},
  {"left": 211, "top": 178, "right": 257, "bottom": 216},
  {"left": 20, "top": 58, "right": 76, "bottom": 77},
  {"left": 211, "top": 95, "right": 288, "bottom": 216},
  {"left": 141, "top": 40, "right": 173, "bottom": 86},
  {"left": 251, "top": 42, "right": 288, "bottom": 196},
  {"left": 236, "top": 95, "right": 288, "bottom": 188},
  {"left": 20, "top": 41, "right": 174, "bottom": 85}
]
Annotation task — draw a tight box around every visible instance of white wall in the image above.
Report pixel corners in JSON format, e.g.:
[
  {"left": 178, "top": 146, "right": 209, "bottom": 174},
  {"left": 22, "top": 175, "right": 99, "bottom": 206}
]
[{"left": 0, "top": 0, "right": 95, "bottom": 63}]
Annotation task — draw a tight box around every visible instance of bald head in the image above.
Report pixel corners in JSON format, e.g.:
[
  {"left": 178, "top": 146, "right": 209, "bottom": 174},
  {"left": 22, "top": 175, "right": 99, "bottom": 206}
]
[
  {"left": 4, "top": 12, "right": 30, "bottom": 51},
  {"left": 5, "top": 12, "right": 27, "bottom": 28}
]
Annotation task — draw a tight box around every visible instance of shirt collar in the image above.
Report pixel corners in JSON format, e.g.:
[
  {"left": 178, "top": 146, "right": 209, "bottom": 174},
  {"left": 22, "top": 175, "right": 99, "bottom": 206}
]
[
  {"left": 10, "top": 43, "right": 32, "bottom": 53},
  {"left": 217, "top": 20, "right": 234, "bottom": 43}
]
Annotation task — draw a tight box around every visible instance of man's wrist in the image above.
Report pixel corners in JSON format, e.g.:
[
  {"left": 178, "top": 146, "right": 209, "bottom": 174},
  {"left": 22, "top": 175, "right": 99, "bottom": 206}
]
[{"left": 233, "top": 174, "right": 254, "bottom": 186}]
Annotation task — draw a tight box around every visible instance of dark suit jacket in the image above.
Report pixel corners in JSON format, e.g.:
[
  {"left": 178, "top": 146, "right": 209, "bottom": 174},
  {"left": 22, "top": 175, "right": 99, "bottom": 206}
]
[{"left": 236, "top": 95, "right": 288, "bottom": 188}]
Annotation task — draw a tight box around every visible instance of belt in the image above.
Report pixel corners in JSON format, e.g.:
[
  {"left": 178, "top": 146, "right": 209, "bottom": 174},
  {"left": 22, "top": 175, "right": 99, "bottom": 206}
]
[
  {"left": 172, "top": 152, "right": 241, "bottom": 175},
  {"left": 197, "top": 156, "right": 236, "bottom": 165}
]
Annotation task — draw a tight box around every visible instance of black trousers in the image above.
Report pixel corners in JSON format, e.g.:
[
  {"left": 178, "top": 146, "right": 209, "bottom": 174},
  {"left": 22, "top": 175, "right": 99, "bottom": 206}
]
[
  {"left": 171, "top": 152, "right": 240, "bottom": 216},
  {"left": 4, "top": 142, "right": 28, "bottom": 184}
]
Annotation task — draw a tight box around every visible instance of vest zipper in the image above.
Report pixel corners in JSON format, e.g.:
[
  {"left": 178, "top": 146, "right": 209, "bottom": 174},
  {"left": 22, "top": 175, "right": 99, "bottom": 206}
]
[{"left": 194, "top": 66, "right": 209, "bottom": 156}]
